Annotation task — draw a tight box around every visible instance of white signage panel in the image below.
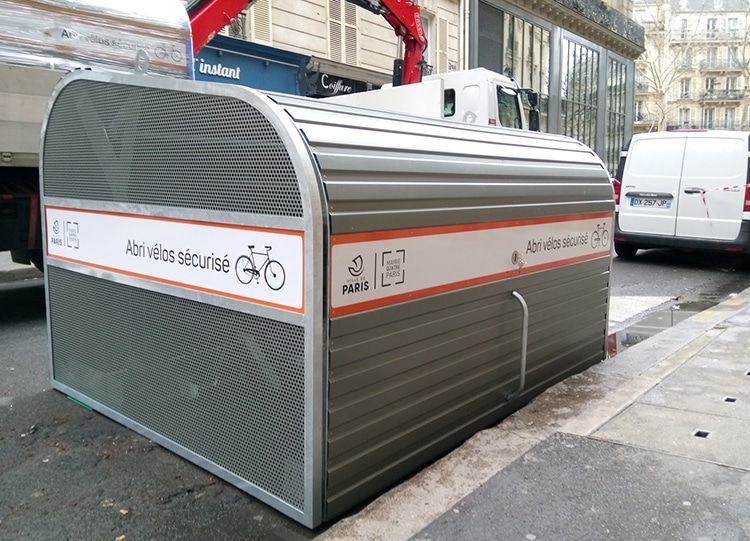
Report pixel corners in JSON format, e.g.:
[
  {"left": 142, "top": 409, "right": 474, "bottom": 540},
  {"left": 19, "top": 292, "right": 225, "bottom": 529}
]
[
  {"left": 45, "top": 207, "right": 304, "bottom": 313},
  {"left": 330, "top": 213, "right": 613, "bottom": 317}
]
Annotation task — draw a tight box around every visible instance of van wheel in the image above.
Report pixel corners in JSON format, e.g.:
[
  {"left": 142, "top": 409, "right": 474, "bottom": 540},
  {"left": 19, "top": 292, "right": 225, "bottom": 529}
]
[{"left": 614, "top": 242, "right": 638, "bottom": 259}]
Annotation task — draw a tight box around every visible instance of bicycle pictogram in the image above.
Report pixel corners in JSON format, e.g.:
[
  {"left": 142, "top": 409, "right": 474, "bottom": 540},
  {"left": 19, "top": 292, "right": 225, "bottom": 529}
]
[
  {"left": 590, "top": 222, "right": 610, "bottom": 249},
  {"left": 154, "top": 45, "right": 183, "bottom": 63},
  {"left": 235, "top": 245, "right": 286, "bottom": 291}
]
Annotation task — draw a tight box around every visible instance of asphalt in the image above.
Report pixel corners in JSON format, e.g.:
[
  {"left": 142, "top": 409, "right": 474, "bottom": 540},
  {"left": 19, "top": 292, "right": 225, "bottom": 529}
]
[{"left": 2, "top": 258, "right": 750, "bottom": 540}]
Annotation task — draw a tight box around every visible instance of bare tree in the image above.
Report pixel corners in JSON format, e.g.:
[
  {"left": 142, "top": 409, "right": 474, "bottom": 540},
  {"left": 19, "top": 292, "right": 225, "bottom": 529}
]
[
  {"left": 635, "top": 0, "right": 703, "bottom": 131},
  {"left": 732, "top": 6, "right": 750, "bottom": 129}
]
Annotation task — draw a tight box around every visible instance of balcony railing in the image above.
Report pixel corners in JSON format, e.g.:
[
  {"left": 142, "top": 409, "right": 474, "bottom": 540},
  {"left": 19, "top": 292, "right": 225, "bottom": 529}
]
[
  {"left": 666, "top": 123, "right": 700, "bottom": 130},
  {"left": 634, "top": 113, "right": 659, "bottom": 124},
  {"left": 672, "top": 30, "right": 744, "bottom": 41},
  {"left": 635, "top": 82, "right": 649, "bottom": 93},
  {"left": 699, "top": 60, "right": 743, "bottom": 71},
  {"left": 700, "top": 89, "right": 746, "bottom": 101}
]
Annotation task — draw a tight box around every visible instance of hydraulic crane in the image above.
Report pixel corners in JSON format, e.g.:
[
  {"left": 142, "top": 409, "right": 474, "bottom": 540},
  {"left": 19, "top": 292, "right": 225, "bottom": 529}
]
[
  {"left": 187, "top": 0, "right": 427, "bottom": 85},
  {"left": 346, "top": 0, "right": 427, "bottom": 85},
  {"left": 186, "top": 0, "right": 259, "bottom": 55}
]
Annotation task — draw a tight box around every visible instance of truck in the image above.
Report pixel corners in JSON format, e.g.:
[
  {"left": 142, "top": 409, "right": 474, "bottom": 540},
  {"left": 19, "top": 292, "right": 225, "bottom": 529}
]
[
  {"left": 329, "top": 0, "right": 540, "bottom": 130},
  {"left": 325, "top": 67, "right": 540, "bottom": 131},
  {"left": 0, "top": 0, "right": 538, "bottom": 270}
]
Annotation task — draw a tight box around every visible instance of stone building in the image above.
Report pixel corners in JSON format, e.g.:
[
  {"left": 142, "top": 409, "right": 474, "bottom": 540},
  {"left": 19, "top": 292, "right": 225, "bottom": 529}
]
[{"left": 633, "top": 0, "right": 750, "bottom": 133}]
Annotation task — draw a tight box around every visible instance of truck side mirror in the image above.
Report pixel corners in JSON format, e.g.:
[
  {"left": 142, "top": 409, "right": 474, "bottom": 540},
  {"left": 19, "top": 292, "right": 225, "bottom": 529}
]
[
  {"left": 528, "top": 109, "right": 540, "bottom": 132},
  {"left": 525, "top": 90, "right": 539, "bottom": 108}
]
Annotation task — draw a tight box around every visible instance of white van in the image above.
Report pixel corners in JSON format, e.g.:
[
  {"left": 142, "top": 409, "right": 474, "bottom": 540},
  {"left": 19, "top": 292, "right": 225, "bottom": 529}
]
[{"left": 613, "top": 130, "right": 750, "bottom": 258}]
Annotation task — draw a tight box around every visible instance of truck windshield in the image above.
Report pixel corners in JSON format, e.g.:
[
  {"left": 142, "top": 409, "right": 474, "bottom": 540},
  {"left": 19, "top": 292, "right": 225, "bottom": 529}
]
[{"left": 497, "top": 86, "right": 522, "bottom": 129}]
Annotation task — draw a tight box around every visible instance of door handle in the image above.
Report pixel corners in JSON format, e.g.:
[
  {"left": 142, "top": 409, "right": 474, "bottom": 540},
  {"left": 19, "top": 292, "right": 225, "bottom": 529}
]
[
  {"left": 506, "top": 291, "right": 529, "bottom": 401},
  {"left": 683, "top": 187, "right": 704, "bottom": 194}
]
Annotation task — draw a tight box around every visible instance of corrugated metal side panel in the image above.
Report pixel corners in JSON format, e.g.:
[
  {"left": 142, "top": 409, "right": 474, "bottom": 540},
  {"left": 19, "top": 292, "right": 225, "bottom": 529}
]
[
  {"left": 266, "top": 92, "right": 612, "bottom": 520},
  {"left": 325, "top": 258, "right": 609, "bottom": 519},
  {"left": 268, "top": 93, "right": 613, "bottom": 233}
]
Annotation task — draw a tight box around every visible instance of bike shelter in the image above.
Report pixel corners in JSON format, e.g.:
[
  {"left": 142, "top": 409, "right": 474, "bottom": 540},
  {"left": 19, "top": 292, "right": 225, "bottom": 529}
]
[{"left": 41, "top": 71, "right": 613, "bottom": 528}]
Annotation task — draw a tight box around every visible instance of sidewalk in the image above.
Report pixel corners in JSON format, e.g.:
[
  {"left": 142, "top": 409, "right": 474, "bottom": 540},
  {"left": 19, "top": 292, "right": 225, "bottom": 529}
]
[{"left": 319, "top": 289, "right": 750, "bottom": 540}]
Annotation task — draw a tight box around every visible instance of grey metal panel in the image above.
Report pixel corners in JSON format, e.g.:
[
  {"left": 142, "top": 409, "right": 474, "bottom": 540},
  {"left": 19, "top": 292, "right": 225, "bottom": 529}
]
[
  {"left": 41, "top": 72, "right": 328, "bottom": 528},
  {"left": 267, "top": 92, "right": 611, "bottom": 234},
  {"left": 325, "top": 258, "right": 609, "bottom": 519}
]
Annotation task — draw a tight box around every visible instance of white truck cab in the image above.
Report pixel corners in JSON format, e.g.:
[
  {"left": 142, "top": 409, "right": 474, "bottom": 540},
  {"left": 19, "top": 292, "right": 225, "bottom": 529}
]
[
  {"left": 613, "top": 130, "right": 750, "bottom": 258},
  {"left": 323, "top": 67, "right": 539, "bottom": 131}
]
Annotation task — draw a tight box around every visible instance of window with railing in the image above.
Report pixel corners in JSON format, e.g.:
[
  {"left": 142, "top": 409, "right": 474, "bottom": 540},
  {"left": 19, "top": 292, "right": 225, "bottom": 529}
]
[
  {"left": 703, "top": 107, "right": 715, "bottom": 129},
  {"left": 706, "top": 18, "right": 717, "bottom": 39},
  {"left": 729, "top": 47, "right": 740, "bottom": 69},
  {"left": 679, "top": 108, "right": 690, "bottom": 126},
  {"left": 726, "top": 108, "right": 736, "bottom": 130},
  {"left": 705, "top": 47, "right": 717, "bottom": 68},
  {"left": 680, "top": 78, "right": 690, "bottom": 98},
  {"left": 728, "top": 18, "right": 738, "bottom": 39},
  {"left": 681, "top": 49, "right": 692, "bottom": 68}
]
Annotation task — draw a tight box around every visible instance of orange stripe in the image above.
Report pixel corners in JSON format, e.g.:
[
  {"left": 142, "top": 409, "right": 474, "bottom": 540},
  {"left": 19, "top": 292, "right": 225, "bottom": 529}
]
[
  {"left": 45, "top": 206, "right": 304, "bottom": 238},
  {"left": 45, "top": 207, "right": 305, "bottom": 314},
  {"left": 331, "top": 212, "right": 613, "bottom": 245},
  {"left": 48, "top": 254, "right": 305, "bottom": 314},
  {"left": 329, "top": 250, "right": 610, "bottom": 317}
]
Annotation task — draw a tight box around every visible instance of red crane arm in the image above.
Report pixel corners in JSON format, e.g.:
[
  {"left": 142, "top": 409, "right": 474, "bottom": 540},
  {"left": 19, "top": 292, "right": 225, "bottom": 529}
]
[
  {"left": 348, "top": 0, "right": 426, "bottom": 85},
  {"left": 187, "top": 0, "right": 426, "bottom": 85},
  {"left": 187, "top": 0, "right": 256, "bottom": 55}
]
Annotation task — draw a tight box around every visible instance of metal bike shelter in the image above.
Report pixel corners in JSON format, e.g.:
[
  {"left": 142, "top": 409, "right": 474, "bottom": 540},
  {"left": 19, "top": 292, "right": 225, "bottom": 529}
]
[{"left": 40, "top": 71, "right": 613, "bottom": 528}]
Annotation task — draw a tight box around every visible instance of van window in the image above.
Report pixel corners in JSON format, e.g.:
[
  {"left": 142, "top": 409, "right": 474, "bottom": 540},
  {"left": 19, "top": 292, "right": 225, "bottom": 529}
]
[{"left": 443, "top": 89, "right": 456, "bottom": 117}]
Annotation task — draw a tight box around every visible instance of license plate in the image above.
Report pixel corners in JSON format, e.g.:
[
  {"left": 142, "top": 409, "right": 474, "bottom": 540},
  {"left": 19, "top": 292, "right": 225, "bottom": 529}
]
[{"left": 630, "top": 197, "right": 671, "bottom": 209}]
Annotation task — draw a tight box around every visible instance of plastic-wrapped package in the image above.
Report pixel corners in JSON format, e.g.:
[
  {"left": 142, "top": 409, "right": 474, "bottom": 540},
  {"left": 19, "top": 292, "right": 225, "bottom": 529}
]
[{"left": 0, "top": 0, "right": 192, "bottom": 78}]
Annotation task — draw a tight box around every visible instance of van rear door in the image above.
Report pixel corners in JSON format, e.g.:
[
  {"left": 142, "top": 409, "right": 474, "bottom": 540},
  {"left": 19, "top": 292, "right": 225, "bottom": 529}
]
[
  {"left": 618, "top": 135, "right": 686, "bottom": 236},
  {"left": 674, "top": 134, "right": 747, "bottom": 240}
]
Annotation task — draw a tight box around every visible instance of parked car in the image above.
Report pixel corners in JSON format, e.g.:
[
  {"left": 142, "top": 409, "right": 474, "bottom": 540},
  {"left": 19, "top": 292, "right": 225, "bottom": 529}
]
[{"left": 612, "top": 130, "right": 750, "bottom": 258}]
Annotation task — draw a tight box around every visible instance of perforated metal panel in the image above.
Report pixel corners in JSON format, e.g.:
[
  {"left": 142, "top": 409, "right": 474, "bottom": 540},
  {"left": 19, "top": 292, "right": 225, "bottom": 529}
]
[
  {"left": 48, "top": 266, "right": 307, "bottom": 509},
  {"left": 43, "top": 80, "right": 303, "bottom": 217}
]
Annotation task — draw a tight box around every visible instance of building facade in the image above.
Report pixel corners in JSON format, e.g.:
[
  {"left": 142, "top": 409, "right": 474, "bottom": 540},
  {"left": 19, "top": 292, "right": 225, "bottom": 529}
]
[
  {"left": 633, "top": 0, "right": 750, "bottom": 133},
  {"left": 209, "top": 0, "right": 644, "bottom": 173}
]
